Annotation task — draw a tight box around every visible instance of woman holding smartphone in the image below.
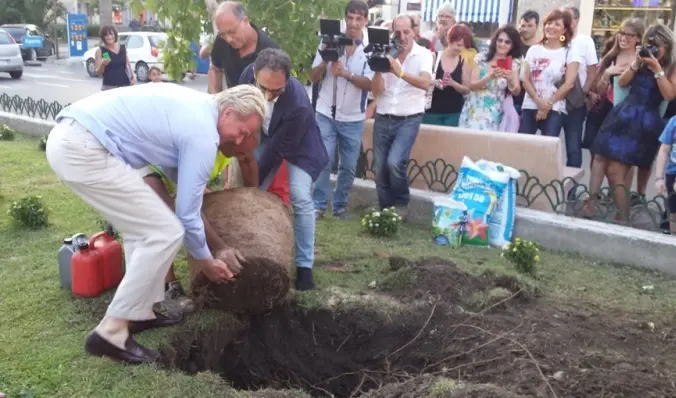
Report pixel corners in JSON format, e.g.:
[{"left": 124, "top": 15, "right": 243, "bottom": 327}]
[
  {"left": 458, "top": 25, "right": 522, "bottom": 131},
  {"left": 96, "top": 25, "right": 135, "bottom": 91},
  {"left": 423, "top": 24, "right": 472, "bottom": 127}
]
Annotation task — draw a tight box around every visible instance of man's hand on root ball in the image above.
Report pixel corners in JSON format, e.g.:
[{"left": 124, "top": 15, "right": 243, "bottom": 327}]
[
  {"left": 214, "top": 247, "right": 246, "bottom": 276},
  {"left": 201, "top": 258, "right": 235, "bottom": 283}
]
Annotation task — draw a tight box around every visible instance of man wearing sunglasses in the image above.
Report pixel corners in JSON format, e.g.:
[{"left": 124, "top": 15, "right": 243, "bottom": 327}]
[{"left": 240, "top": 48, "right": 329, "bottom": 291}]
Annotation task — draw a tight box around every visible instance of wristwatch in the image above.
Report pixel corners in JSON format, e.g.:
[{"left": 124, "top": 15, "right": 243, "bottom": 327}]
[
  {"left": 655, "top": 70, "right": 666, "bottom": 79},
  {"left": 348, "top": 72, "right": 355, "bottom": 81}
]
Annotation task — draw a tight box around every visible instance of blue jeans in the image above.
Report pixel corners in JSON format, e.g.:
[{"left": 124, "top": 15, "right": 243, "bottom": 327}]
[
  {"left": 312, "top": 113, "right": 364, "bottom": 212},
  {"left": 563, "top": 105, "right": 587, "bottom": 168},
  {"left": 372, "top": 114, "right": 422, "bottom": 208},
  {"left": 519, "top": 109, "right": 565, "bottom": 137},
  {"left": 253, "top": 135, "right": 315, "bottom": 269}
]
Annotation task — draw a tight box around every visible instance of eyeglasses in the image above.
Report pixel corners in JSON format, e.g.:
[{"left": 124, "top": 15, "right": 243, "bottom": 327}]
[
  {"left": 496, "top": 38, "right": 512, "bottom": 45},
  {"left": 618, "top": 31, "right": 638, "bottom": 39},
  {"left": 257, "top": 82, "right": 285, "bottom": 97}
]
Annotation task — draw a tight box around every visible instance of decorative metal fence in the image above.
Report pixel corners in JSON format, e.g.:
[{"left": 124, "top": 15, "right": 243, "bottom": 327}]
[{"left": 1, "top": 93, "right": 673, "bottom": 234}]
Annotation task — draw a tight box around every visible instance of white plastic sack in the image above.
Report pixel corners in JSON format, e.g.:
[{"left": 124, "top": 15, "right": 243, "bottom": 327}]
[{"left": 475, "top": 160, "right": 520, "bottom": 247}]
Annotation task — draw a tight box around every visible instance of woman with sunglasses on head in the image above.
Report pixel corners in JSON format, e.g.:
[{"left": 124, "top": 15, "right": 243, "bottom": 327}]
[
  {"left": 582, "top": 19, "right": 644, "bottom": 202},
  {"left": 585, "top": 24, "right": 676, "bottom": 222},
  {"left": 519, "top": 9, "right": 580, "bottom": 137},
  {"left": 458, "top": 25, "right": 522, "bottom": 131}
]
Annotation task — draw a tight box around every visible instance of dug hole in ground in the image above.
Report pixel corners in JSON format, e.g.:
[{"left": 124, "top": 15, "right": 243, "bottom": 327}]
[{"left": 144, "top": 187, "right": 674, "bottom": 398}]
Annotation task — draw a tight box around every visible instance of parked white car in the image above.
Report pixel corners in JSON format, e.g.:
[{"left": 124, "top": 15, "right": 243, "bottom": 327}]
[
  {"left": 83, "top": 31, "right": 167, "bottom": 82},
  {"left": 0, "top": 28, "right": 24, "bottom": 79}
]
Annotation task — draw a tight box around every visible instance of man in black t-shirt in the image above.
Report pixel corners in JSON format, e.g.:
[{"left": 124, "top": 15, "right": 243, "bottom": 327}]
[
  {"left": 208, "top": 1, "right": 279, "bottom": 93},
  {"left": 515, "top": 10, "right": 540, "bottom": 115}
]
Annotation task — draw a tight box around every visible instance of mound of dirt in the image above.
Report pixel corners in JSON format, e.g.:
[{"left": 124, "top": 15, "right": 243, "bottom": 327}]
[
  {"left": 188, "top": 188, "right": 293, "bottom": 315},
  {"left": 166, "top": 256, "right": 676, "bottom": 398}
]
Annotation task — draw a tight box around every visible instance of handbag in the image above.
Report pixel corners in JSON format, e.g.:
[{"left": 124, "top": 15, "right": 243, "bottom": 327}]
[
  {"left": 554, "top": 46, "right": 585, "bottom": 112},
  {"left": 499, "top": 94, "right": 520, "bottom": 133},
  {"left": 425, "top": 51, "right": 443, "bottom": 110}
]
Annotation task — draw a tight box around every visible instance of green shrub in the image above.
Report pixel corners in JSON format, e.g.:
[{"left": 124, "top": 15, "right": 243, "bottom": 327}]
[
  {"left": 0, "top": 125, "right": 16, "bottom": 141},
  {"left": 8, "top": 195, "right": 49, "bottom": 229},
  {"left": 361, "top": 207, "right": 403, "bottom": 238},
  {"left": 501, "top": 238, "right": 540, "bottom": 276},
  {"left": 38, "top": 135, "right": 48, "bottom": 151}
]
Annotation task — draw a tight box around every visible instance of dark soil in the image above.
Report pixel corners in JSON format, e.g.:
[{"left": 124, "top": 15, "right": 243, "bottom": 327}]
[{"left": 164, "top": 257, "right": 676, "bottom": 398}]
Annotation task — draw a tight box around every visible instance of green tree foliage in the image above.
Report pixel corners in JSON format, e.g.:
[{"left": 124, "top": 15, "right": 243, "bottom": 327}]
[
  {"left": 132, "top": 0, "right": 346, "bottom": 82},
  {"left": 0, "top": 0, "right": 66, "bottom": 28}
]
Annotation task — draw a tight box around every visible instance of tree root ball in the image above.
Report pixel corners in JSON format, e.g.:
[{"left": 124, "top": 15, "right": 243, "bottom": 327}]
[{"left": 187, "top": 188, "right": 294, "bottom": 315}]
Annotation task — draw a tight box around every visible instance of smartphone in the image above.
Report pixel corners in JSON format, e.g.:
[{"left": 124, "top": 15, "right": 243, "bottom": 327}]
[
  {"left": 102, "top": 52, "right": 111, "bottom": 60},
  {"left": 496, "top": 57, "right": 512, "bottom": 71}
]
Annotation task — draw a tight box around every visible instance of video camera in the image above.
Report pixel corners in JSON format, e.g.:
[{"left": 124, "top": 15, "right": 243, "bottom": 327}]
[
  {"left": 363, "top": 27, "right": 402, "bottom": 73},
  {"left": 318, "top": 19, "right": 353, "bottom": 62}
]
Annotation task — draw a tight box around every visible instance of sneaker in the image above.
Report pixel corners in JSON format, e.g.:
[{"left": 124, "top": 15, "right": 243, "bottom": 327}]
[
  {"left": 295, "top": 267, "right": 316, "bottom": 291},
  {"left": 394, "top": 206, "right": 409, "bottom": 222},
  {"left": 163, "top": 280, "right": 195, "bottom": 314},
  {"left": 332, "top": 208, "right": 351, "bottom": 220},
  {"left": 315, "top": 209, "right": 325, "bottom": 220}
]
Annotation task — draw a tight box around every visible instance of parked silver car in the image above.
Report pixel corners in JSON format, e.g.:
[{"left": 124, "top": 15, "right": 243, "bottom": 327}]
[{"left": 0, "top": 28, "right": 23, "bottom": 79}]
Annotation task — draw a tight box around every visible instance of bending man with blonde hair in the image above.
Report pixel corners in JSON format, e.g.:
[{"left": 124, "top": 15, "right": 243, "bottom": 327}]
[{"left": 45, "top": 82, "right": 267, "bottom": 365}]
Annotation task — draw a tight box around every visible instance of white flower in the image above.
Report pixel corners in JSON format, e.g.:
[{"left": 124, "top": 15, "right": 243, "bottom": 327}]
[
  {"left": 372, "top": 212, "right": 380, "bottom": 217},
  {"left": 375, "top": 223, "right": 379, "bottom": 227}
]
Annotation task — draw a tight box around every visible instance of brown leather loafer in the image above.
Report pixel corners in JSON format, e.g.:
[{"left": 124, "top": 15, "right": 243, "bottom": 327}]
[
  {"left": 84, "top": 331, "right": 159, "bottom": 365},
  {"left": 128, "top": 311, "right": 184, "bottom": 335}
]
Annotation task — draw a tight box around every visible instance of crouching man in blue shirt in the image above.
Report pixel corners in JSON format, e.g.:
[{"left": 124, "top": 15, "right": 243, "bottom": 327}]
[
  {"left": 240, "top": 48, "right": 329, "bottom": 290},
  {"left": 45, "top": 82, "right": 267, "bottom": 364}
]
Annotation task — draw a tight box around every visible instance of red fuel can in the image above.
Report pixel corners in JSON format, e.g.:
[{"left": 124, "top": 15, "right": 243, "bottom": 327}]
[
  {"left": 71, "top": 240, "right": 104, "bottom": 298},
  {"left": 91, "top": 230, "right": 123, "bottom": 290}
]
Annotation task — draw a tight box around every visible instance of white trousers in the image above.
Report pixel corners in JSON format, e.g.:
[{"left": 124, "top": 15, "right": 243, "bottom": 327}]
[{"left": 46, "top": 119, "right": 185, "bottom": 320}]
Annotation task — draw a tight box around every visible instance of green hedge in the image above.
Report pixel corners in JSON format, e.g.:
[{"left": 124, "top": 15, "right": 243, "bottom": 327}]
[{"left": 47, "top": 23, "right": 168, "bottom": 40}]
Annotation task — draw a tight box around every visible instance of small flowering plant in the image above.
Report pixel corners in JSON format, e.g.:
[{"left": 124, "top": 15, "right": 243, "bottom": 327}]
[
  {"left": 0, "top": 124, "right": 16, "bottom": 141},
  {"left": 361, "top": 207, "right": 403, "bottom": 237},
  {"left": 8, "top": 194, "right": 49, "bottom": 229},
  {"left": 502, "top": 237, "right": 540, "bottom": 276}
]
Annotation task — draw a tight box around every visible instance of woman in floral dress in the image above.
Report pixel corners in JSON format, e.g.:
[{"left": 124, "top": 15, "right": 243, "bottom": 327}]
[{"left": 459, "top": 26, "right": 522, "bottom": 131}]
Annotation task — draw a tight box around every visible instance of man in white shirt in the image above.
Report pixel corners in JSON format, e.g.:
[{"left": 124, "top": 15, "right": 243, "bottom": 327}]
[
  {"left": 310, "top": 0, "right": 374, "bottom": 220},
  {"left": 371, "top": 14, "right": 433, "bottom": 220},
  {"left": 565, "top": 6, "right": 599, "bottom": 169}
]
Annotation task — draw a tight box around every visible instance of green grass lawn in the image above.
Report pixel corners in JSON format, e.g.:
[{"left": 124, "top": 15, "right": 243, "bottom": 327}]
[{"left": 2, "top": 134, "right": 676, "bottom": 397}]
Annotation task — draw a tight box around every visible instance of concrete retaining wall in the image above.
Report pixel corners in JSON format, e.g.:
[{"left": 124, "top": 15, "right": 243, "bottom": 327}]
[
  {"left": 4, "top": 111, "right": 674, "bottom": 275},
  {"left": 0, "top": 112, "right": 54, "bottom": 137}
]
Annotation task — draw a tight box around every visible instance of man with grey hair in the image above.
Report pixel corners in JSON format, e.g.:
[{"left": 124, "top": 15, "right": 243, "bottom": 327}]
[
  {"left": 208, "top": 1, "right": 279, "bottom": 92},
  {"left": 46, "top": 82, "right": 267, "bottom": 364},
  {"left": 423, "top": 2, "right": 456, "bottom": 52},
  {"left": 240, "top": 48, "right": 329, "bottom": 291}
]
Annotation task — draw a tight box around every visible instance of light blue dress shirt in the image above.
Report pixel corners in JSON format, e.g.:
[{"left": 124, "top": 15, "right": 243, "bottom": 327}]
[{"left": 56, "top": 83, "right": 219, "bottom": 260}]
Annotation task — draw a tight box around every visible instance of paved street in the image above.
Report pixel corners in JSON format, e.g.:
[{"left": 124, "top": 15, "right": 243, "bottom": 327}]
[{"left": 0, "top": 61, "right": 209, "bottom": 105}]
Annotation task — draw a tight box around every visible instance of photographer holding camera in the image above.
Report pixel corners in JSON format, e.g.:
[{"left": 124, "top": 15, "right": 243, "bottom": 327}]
[
  {"left": 370, "top": 14, "right": 433, "bottom": 220},
  {"left": 310, "top": 1, "right": 374, "bottom": 220},
  {"left": 585, "top": 23, "right": 676, "bottom": 222}
]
